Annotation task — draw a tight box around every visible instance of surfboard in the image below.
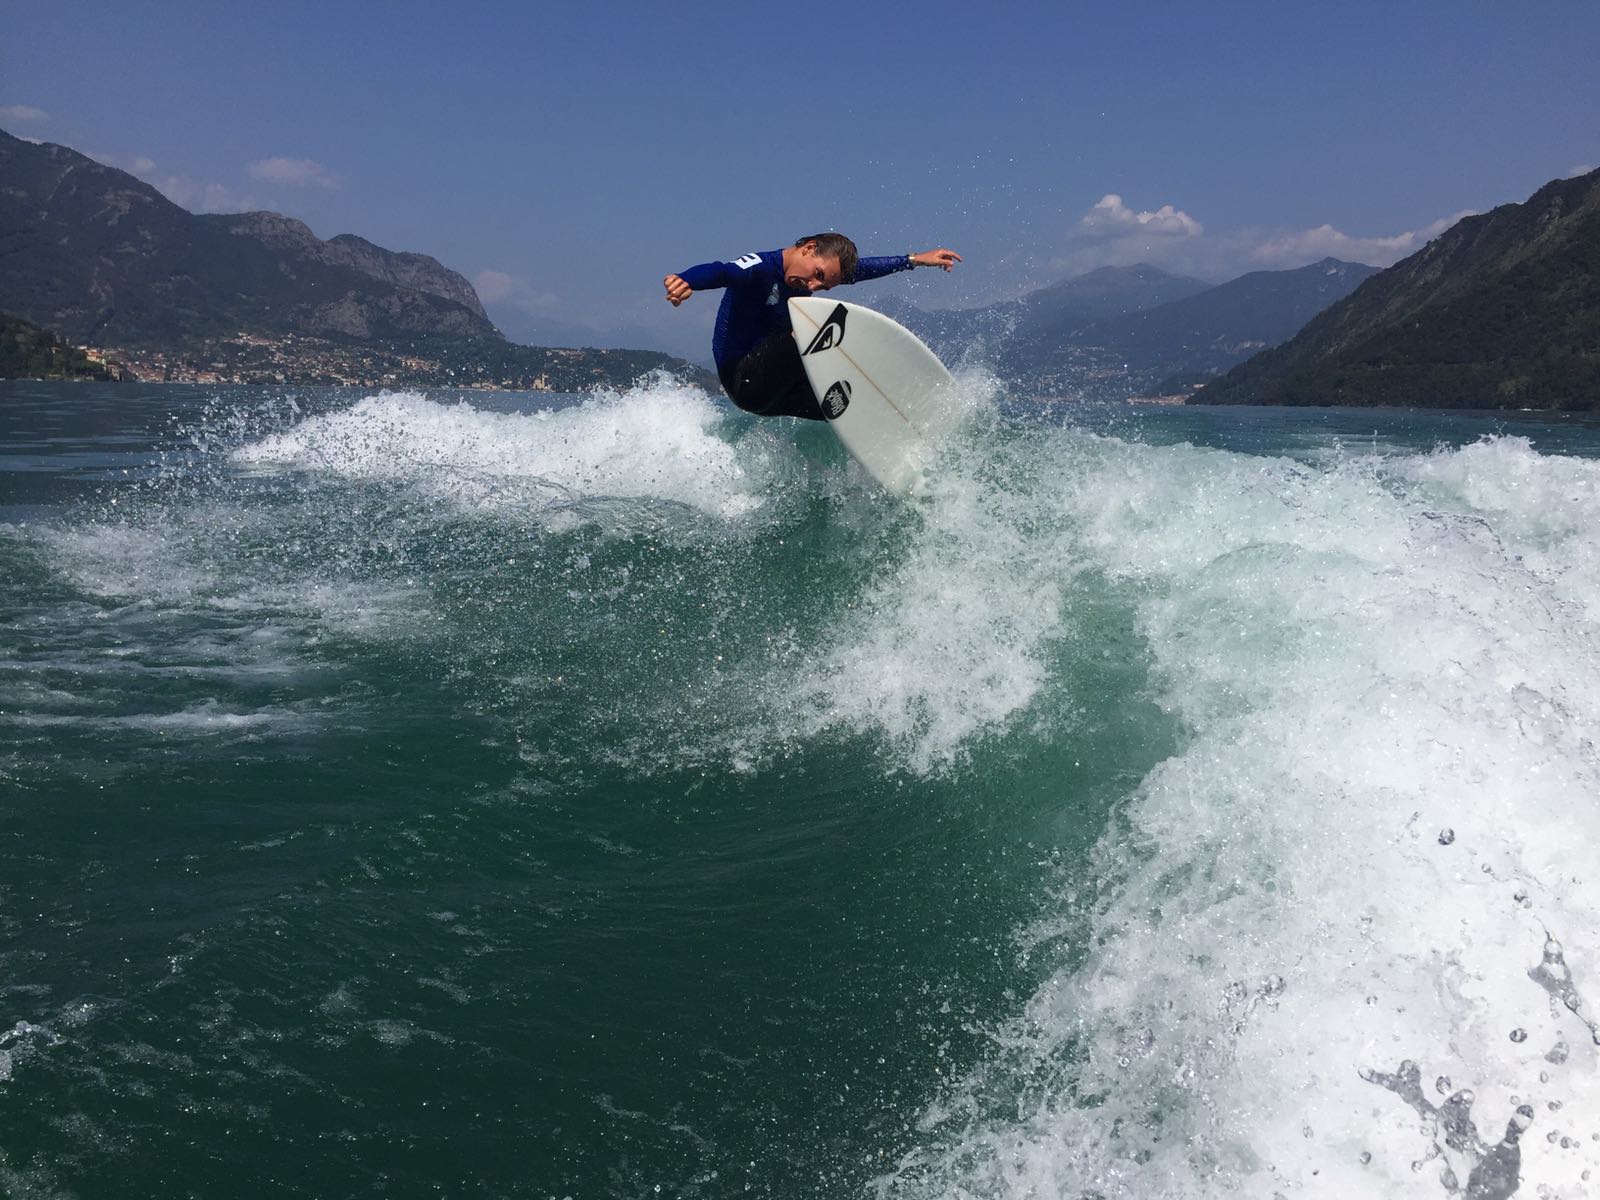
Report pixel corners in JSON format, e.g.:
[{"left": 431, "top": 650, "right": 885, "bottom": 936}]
[{"left": 788, "top": 296, "right": 960, "bottom": 496}]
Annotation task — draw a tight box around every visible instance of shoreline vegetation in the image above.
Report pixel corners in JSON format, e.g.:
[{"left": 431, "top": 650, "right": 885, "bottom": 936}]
[{"left": 1, "top": 313, "right": 129, "bottom": 381}]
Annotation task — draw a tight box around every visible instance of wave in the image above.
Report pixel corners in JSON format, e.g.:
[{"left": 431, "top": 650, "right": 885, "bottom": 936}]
[
  {"left": 230, "top": 382, "right": 780, "bottom": 523},
  {"left": 12, "top": 379, "right": 1600, "bottom": 1196},
  {"left": 880, "top": 432, "right": 1600, "bottom": 1198}
]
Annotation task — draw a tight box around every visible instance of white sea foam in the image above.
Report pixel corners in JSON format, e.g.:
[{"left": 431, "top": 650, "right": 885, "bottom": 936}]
[
  {"left": 0, "top": 1020, "right": 63, "bottom": 1083},
  {"left": 37, "top": 522, "right": 224, "bottom": 605},
  {"left": 17, "top": 381, "right": 842, "bottom": 768},
  {"left": 882, "top": 431, "right": 1600, "bottom": 1198},
  {"left": 31, "top": 500, "right": 434, "bottom": 659},
  {"left": 18, "top": 517, "right": 412, "bottom": 747},
  {"left": 1397, "top": 434, "right": 1600, "bottom": 625},
  {"left": 727, "top": 375, "right": 1067, "bottom": 775},
  {"left": 231, "top": 382, "right": 779, "bottom": 523},
  {"left": 778, "top": 433, "right": 1077, "bottom": 774},
  {"left": 3, "top": 701, "right": 315, "bottom": 736}
]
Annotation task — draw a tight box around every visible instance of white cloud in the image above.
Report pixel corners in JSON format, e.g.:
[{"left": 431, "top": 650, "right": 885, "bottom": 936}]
[
  {"left": 1035, "top": 187, "right": 1471, "bottom": 285},
  {"left": 89, "top": 150, "right": 259, "bottom": 213},
  {"left": 0, "top": 104, "right": 48, "bottom": 123},
  {"left": 1078, "top": 193, "right": 1203, "bottom": 240},
  {"left": 247, "top": 156, "right": 340, "bottom": 189},
  {"left": 473, "top": 268, "right": 560, "bottom": 314},
  {"left": 147, "top": 170, "right": 259, "bottom": 213},
  {"left": 1240, "top": 212, "right": 1471, "bottom": 270},
  {"left": 96, "top": 151, "right": 159, "bottom": 176},
  {"left": 1569, "top": 163, "right": 1598, "bottom": 178},
  {"left": 473, "top": 269, "right": 519, "bottom": 304}
]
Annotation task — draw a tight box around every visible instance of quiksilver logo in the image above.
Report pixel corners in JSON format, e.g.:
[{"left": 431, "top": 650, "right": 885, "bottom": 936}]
[
  {"left": 821, "top": 380, "right": 851, "bottom": 419},
  {"left": 802, "top": 304, "right": 848, "bottom": 355}
]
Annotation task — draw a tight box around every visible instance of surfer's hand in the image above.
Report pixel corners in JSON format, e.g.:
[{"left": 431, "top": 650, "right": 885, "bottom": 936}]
[
  {"left": 911, "top": 249, "right": 962, "bottom": 272},
  {"left": 663, "top": 274, "right": 693, "bottom": 306}
]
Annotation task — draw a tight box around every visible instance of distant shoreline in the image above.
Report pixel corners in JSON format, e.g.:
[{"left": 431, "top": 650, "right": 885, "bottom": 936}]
[{"left": 10, "top": 378, "right": 1600, "bottom": 433}]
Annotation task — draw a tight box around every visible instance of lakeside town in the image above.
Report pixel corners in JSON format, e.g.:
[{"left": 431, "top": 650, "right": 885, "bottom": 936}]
[
  {"left": 2, "top": 312, "right": 702, "bottom": 391},
  {"left": 98, "top": 331, "right": 570, "bottom": 389}
]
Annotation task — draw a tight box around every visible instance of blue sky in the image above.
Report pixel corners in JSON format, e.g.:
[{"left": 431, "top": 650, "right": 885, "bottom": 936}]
[{"left": 5, "top": 1, "right": 1598, "bottom": 363}]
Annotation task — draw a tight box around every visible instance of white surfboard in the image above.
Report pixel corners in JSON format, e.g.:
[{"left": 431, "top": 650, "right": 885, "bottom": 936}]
[{"left": 788, "top": 296, "right": 960, "bottom": 496}]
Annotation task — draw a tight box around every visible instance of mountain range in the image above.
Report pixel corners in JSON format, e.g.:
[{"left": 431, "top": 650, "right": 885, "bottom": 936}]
[
  {"left": 9, "top": 125, "right": 1589, "bottom": 408},
  {"left": 1196, "top": 167, "right": 1600, "bottom": 409},
  {"left": 0, "top": 128, "right": 493, "bottom": 346},
  {"left": 0, "top": 128, "right": 705, "bottom": 389},
  {"left": 880, "top": 259, "right": 1379, "bottom": 398},
  {"left": 0, "top": 125, "right": 1386, "bottom": 396}
]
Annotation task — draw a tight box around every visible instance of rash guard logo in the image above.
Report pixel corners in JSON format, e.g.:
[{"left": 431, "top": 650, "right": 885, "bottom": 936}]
[
  {"left": 801, "top": 304, "right": 848, "bottom": 356},
  {"left": 734, "top": 252, "right": 762, "bottom": 270},
  {"left": 821, "top": 380, "right": 851, "bottom": 419}
]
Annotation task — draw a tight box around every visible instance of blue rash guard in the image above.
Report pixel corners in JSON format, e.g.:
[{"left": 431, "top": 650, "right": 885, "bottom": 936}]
[{"left": 676, "top": 248, "right": 913, "bottom": 377}]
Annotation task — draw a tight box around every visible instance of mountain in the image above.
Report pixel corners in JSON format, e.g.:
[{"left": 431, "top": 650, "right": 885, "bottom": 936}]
[
  {"left": 881, "top": 263, "right": 1212, "bottom": 359},
  {"left": 0, "top": 128, "right": 495, "bottom": 347},
  {"left": 0, "top": 128, "right": 708, "bottom": 390},
  {"left": 1011, "top": 263, "right": 1215, "bottom": 338},
  {"left": 879, "top": 260, "right": 1374, "bottom": 398},
  {"left": 1081, "top": 258, "right": 1380, "bottom": 384},
  {"left": 1194, "top": 168, "right": 1600, "bottom": 409}
]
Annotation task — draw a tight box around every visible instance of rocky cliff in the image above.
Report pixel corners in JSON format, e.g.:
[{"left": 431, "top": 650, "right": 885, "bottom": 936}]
[{"left": 0, "top": 128, "right": 497, "bottom": 348}]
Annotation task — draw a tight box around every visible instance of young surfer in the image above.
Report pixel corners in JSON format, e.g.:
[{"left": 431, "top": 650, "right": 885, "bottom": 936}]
[{"left": 663, "top": 234, "right": 961, "bottom": 420}]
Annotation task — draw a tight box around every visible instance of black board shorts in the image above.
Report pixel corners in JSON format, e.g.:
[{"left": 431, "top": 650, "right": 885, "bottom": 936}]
[{"left": 718, "top": 331, "right": 825, "bottom": 421}]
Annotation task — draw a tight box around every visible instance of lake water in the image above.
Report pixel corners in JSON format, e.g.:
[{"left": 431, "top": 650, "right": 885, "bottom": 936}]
[{"left": 3, "top": 377, "right": 1599, "bottom": 1198}]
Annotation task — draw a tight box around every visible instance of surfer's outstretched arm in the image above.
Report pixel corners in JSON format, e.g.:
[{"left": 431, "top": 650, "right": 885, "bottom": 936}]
[
  {"left": 849, "top": 248, "right": 963, "bottom": 283},
  {"left": 909, "top": 248, "right": 962, "bottom": 271}
]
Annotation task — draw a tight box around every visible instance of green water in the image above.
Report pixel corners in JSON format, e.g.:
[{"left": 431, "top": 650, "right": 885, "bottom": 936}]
[{"left": 5, "top": 381, "right": 1600, "bottom": 1198}]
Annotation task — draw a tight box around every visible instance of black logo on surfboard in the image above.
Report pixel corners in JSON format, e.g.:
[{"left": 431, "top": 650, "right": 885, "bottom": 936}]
[
  {"left": 821, "top": 380, "right": 851, "bottom": 419},
  {"left": 801, "top": 304, "right": 848, "bottom": 355}
]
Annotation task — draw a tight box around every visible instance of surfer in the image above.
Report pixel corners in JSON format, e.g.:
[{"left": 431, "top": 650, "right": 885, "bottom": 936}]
[{"left": 664, "top": 234, "right": 960, "bottom": 420}]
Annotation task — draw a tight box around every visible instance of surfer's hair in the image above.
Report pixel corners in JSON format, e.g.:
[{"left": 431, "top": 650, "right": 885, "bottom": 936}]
[{"left": 795, "top": 233, "right": 859, "bottom": 281}]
